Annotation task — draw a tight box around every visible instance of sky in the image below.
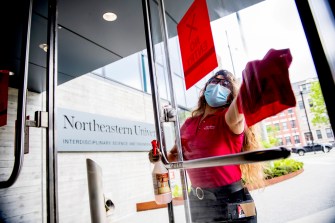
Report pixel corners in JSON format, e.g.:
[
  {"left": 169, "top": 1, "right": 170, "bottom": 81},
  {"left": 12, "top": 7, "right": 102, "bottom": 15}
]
[{"left": 211, "top": 0, "right": 317, "bottom": 83}]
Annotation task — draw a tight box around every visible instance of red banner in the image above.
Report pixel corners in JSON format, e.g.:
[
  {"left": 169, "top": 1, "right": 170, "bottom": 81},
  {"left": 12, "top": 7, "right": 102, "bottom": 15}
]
[
  {"left": 0, "top": 71, "right": 9, "bottom": 127},
  {"left": 177, "top": 0, "right": 218, "bottom": 90}
]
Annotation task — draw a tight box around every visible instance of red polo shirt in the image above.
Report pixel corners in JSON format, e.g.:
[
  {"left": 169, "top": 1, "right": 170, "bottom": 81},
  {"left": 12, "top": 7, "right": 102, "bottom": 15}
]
[{"left": 180, "top": 109, "right": 244, "bottom": 188}]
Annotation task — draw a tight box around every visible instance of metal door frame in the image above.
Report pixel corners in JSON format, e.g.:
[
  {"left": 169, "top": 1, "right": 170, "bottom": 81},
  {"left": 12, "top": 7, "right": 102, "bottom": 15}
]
[
  {"left": 0, "top": 0, "right": 59, "bottom": 222},
  {"left": 46, "top": 0, "right": 59, "bottom": 222},
  {"left": 295, "top": 0, "right": 335, "bottom": 132}
]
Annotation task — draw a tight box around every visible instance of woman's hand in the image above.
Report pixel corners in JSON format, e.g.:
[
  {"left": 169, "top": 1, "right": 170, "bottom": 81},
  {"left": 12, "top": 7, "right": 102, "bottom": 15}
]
[
  {"left": 148, "top": 144, "right": 179, "bottom": 163},
  {"left": 148, "top": 148, "right": 161, "bottom": 163},
  {"left": 167, "top": 145, "right": 178, "bottom": 162}
]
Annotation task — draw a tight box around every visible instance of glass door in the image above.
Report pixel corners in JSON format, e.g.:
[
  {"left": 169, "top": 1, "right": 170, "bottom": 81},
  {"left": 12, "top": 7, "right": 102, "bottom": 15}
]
[
  {"left": 0, "top": 0, "right": 49, "bottom": 222},
  {"left": 1, "top": 0, "right": 333, "bottom": 223},
  {"left": 55, "top": 0, "right": 174, "bottom": 222},
  {"left": 144, "top": 0, "right": 335, "bottom": 223}
]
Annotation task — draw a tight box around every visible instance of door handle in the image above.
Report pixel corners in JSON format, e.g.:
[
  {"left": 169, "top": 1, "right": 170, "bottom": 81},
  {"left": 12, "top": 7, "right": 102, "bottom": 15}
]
[
  {"left": 26, "top": 111, "right": 49, "bottom": 128},
  {"left": 24, "top": 111, "right": 48, "bottom": 154},
  {"left": 0, "top": 0, "right": 33, "bottom": 189}
]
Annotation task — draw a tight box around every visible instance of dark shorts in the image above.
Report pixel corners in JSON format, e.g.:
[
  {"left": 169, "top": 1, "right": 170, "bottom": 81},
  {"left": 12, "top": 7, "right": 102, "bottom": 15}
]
[{"left": 189, "top": 182, "right": 257, "bottom": 223}]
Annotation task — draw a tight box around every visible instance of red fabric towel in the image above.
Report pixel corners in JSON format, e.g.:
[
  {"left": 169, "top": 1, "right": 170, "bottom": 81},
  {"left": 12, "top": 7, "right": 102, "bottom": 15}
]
[
  {"left": 237, "top": 48, "right": 296, "bottom": 127},
  {"left": 0, "top": 70, "right": 9, "bottom": 127}
]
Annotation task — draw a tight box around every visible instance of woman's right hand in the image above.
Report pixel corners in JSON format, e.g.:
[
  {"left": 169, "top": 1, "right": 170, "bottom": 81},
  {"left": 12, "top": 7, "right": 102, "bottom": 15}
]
[{"left": 148, "top": 149, "right": 161, "bottom": 163}]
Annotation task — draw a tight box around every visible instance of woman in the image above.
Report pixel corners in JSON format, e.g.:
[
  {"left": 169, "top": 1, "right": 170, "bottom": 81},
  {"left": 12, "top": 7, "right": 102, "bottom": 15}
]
[{"left": 151, "top": 69, "right": 264, "bottom": 222}]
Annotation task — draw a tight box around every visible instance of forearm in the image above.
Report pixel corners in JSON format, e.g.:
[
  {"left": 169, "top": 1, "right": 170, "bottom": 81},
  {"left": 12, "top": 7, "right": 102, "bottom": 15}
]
[{"left": 225, "top": 97, "right": 245, "bottom": 134}]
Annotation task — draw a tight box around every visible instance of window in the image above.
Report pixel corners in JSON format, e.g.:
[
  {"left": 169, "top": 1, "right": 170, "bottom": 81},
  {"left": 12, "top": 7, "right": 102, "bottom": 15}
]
[
  {"left": 154, "top": 64, "right": 169, "bottom": 100},
  {"left": 290, "top": 120, "right": 296, "bottom": 128},
  {"left": 298, "top": 101, "right": 304, "bottom": 109},
  {"left": 326, "top": 128, "right": 334, "bottom": 138},
  {"left": 300, "top": 84, "right": 307, "bottom": 91},
  {"left": 278, "top": 138, "right": 283, "bottom": 146},
  {"left": 172, "top": 73, "right": 187, "bottom": 107},
  {"left": 285, "top": 136, "right": 291, "bottom": 145},
  {"left": 300, "top": 83, "right": 311, "bottom": 92},
  {"left": 186, "top": 86, "right": 200, "bottom": 108},
  {"left": 274, "top": 123, "right": 280, "bottom": 131},
  {"left": 294, "top": 135, "right": 300, "bottom": 144},
  {"left": 316, "top": 130, "right": 322, "bottom": 139},
  {"left": 94, "top": 52, "right": 143, "bottom": 91},
  {"left": 304, "top": 132, "right": 313, "bottom": 142},
  {"left": 282, "top": 122, "right": 287, "bottom": 130},
  {"left": 287, "top": 108, "right": 293, "bottom": 114}
]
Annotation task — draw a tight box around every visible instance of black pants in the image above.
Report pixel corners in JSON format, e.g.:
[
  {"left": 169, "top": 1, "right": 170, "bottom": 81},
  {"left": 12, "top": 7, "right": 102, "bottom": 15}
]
[{"left": 189, "top": 187, "right": 257, "bottom": 223}]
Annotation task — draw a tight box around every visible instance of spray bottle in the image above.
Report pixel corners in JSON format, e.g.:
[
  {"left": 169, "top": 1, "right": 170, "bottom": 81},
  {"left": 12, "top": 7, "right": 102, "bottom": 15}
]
[{"left": 151, "top": 140, "right": 172, "bottom": 204}]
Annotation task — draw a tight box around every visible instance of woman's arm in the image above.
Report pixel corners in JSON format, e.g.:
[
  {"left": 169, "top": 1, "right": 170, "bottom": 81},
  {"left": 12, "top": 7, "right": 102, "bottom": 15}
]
[{"left": 225, "top": 97, "right": 245, "bottom": 134}]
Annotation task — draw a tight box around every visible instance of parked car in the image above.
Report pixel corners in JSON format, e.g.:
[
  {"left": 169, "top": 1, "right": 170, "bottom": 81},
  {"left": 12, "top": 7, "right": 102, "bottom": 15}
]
[{"left": 291, "top": 143, "right": 333, "bottom": 156}]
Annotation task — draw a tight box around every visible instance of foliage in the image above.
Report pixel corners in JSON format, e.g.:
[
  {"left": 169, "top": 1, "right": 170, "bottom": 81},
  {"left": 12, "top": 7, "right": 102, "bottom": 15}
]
[
  {"left": 309, "top": 81, "right": 329, "bottom": 126},
  {"left": 262, "top": 125, "right": 279, "bottom": 148},
  {"left": 264, "top": 158, "right": 304, "bottom": 179},
  {"left": 172, "top": 184, "right": 191, "bottom": 198},
  {"left": 172, "top": 184, "right": 182, "bottom": 197}
]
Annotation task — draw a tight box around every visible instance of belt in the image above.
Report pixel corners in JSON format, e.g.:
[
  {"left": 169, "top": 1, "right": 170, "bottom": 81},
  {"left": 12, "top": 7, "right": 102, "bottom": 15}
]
[{"left": 191, "top": 180, "right": 244, "bottom": 201}]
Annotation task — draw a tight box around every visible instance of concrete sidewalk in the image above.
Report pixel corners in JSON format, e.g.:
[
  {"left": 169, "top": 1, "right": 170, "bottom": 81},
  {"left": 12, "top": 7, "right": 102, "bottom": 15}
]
[{"left": 287, "top": 206, "right": 335, "bottom": 223}]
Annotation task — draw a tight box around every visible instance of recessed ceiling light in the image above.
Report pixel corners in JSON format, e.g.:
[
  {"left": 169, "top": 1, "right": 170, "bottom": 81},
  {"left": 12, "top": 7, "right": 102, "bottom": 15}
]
[
  {"left": 103, "top": 12, "right": 117, "bottom": 22},
  {"left": 39, "top": 43, "right": 48, "bottom": 52}
]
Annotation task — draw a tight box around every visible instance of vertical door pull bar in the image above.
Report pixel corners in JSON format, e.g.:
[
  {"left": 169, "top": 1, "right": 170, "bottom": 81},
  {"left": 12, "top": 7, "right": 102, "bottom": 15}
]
[{"left": 0, "top": 0, "right": 33, "bottom": 189}]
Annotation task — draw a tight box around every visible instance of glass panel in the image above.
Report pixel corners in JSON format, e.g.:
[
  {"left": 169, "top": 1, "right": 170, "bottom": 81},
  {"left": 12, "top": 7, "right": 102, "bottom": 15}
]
[
  {"left": 156, "top": 0, "right": 335, "bottom": 222},
  {"left": 1, "top": 0, "right": 334, "bottom": 222},
  {"left": 172, "top": 74, "right": 186, "bottom": 107},
  {"left": 57, "top": 0, "right": 173, "bottom": 222},
  {"left": 0, "top": 0, "right": 48, "bottom": 222},
  {"left": 91, "top": 53, "right": 143, "bottom": 91}
]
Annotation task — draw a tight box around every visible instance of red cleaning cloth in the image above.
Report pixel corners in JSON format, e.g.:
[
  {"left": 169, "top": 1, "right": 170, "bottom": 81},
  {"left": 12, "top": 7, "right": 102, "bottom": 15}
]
[
  {"left": 237, "top": 48, "right": 296, "bottom": 127},
  {"left": 0, "top": 71, "right": 9, "bottom": 127}
]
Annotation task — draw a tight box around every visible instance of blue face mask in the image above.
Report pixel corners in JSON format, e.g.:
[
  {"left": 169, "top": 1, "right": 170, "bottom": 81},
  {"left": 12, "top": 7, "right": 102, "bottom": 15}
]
[{"left": 204, "top": 84, "right": 231, "bottom": 107}]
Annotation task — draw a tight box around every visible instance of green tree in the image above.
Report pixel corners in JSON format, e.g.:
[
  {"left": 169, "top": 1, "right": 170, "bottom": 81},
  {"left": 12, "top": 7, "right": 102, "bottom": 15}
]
[
  {"left": 262, "top": 125, "right": 279, "bottom": 148},
  {"left": 309, "top": 81, "right": 329, "bottom": 126}
]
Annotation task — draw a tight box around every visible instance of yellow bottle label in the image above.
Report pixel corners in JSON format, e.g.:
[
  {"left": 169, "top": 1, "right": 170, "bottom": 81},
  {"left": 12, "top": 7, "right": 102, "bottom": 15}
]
[{"left": 153, "top": 173, "right": 171, "bottom": 195}]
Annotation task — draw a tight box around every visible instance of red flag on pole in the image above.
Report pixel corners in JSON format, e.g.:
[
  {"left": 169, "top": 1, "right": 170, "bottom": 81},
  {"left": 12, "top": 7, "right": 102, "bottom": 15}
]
[
  {"left": 177, "top": 0, "right": 218, "bottom": 90},
  {"left": 0, "top": 70, "right": 9, "bottom": 126}
]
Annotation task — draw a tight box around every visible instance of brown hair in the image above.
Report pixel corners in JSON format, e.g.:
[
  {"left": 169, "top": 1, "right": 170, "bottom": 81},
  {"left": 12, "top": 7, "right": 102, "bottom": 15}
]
[
  {"left": 192, "top": 70, "right": 265, "bottom": 188},
  {"left": 192, "top": 70, "right": 237, "bottom": 117}
]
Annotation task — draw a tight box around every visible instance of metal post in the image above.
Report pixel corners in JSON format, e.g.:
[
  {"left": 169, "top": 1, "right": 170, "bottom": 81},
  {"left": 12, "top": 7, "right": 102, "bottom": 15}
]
[
  {"left": 300, "top": 90, "right": 314, "bottom": 148},
  {"left": 141, "top": 0, "right": 165, "bottom": 159},
  {"left": 141, "top": 1, "right": 174, "bottom": 222},
  {"left": 157, "top": 0, "right": 192, "bottom": 222},
  {"left": 295, "top": 0, "right": 335, "bottom": 134},
  {"left": 86, "top": 159, "right": 107, "bottom": 223},
  {"left": 46, "top": 0, "right": 59, "bottom": 221}
]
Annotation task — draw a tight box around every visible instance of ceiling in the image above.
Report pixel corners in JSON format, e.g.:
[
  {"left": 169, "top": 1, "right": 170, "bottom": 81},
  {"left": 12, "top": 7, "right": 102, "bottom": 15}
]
[{"left": 1, "top": 0, "right": 264, "bottom": 93}]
